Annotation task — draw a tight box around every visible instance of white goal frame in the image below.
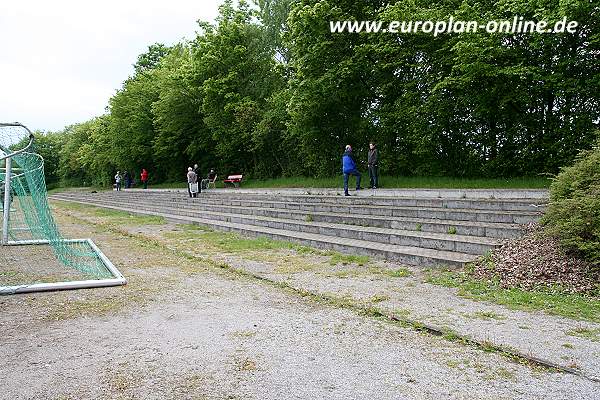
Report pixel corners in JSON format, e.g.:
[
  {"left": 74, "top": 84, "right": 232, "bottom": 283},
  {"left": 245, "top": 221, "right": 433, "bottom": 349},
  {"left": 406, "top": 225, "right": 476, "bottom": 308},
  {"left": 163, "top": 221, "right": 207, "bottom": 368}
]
[{"left": 0, "top": 122, "right": 127, "bottom": 295}]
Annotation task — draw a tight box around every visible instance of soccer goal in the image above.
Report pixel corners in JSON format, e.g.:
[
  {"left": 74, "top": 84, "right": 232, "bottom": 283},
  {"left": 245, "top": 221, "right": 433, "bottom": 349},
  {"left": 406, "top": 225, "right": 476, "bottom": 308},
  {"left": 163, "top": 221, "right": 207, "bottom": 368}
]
[{"left": 0, "top": 122, "right": 126, "bottom": 294}]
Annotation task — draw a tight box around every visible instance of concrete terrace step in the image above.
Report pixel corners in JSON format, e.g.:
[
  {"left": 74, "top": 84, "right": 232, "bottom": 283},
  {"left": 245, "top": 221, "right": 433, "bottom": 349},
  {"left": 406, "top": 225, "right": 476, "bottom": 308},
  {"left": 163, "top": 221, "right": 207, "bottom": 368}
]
[
  {"left": 57, "top": 193, "right": 542, "bottom": 224},
  {"left": 51, "top": 196, "right": 476, "bottom": 267},
  {"left": 51, "top": 189, "right": 543, "bottom": 267},
  {"left": 127, "top": 187, "right": 550, "bottom": 200},
  {"left": 53, "top": 193, "right": 531, "bottom": 235},
  {"left": 79, "top": 190, "right": 547, "bottom": 212},
  {"left": 197, "top": 192, "right": 547, "bottom": 212},
  {"left": 51, "top": 196, "right": 502, "bottom": 255},
  {"left": 53, "top": 193, "right": 523, "bottom": 239}
]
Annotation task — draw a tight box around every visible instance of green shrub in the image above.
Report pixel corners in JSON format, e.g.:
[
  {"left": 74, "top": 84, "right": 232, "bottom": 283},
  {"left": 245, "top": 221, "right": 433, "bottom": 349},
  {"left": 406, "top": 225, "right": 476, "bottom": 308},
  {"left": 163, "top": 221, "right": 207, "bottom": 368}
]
[{"left": 542, "top": 136, "right": 600, "bottom": 266}]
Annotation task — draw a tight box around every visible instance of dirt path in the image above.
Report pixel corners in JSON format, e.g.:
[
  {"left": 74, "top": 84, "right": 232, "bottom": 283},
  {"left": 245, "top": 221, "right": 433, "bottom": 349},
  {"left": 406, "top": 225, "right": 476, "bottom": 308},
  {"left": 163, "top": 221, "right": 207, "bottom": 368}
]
[
  {"left": 0, "top": 205, "right": 597, "bottom": 399},
  {"left": 215, "top": 255, "right": 600, "bottom": 379}
]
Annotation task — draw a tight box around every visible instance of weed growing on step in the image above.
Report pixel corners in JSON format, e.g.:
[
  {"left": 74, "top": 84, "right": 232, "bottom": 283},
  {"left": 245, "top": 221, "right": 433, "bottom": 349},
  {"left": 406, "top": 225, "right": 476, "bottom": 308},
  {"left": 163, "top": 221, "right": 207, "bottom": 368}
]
[
  {"left": 92, "top": 208, "right": 166, "bottom": 225},
  {"left": 177, "top": 223, "right": 212, "bottom": 232},
  {"left": 168, "top": 224, "right": 325, "bottom": 256},
  {"left": 481, "top": 251, "right": 494, "bottom": 270},
  {"left": 328, "top": 253, "right": 369, "bottom": 266},
  {"left": 370, "top": 294, "right": 390, "bottom": 303},
  {"left": 305, "top": 214, "right": 314, "bottom": 222},
  {"left": 50, "top": 200, "right": 165, "bottom": 226},
  {"left": 50, "top": 200, "right": 88, "bottom": 211},
  {"left": 447, "top": 226, "right": 457, "bottom": 235},
  {"left": 386, "top": 268, "right": 412, "bottom": 278},
  {"left": 470, "top": 311, "right": 507, "bottom": 321},
  {"left": 165, "top": 228, "right": 311, "bottom": 254},
  {"left": 415, "top": 223, "right": 423, "bottom": 232},
  {"left": 565, "top": 327, "right": 600, "bottom": 342}
]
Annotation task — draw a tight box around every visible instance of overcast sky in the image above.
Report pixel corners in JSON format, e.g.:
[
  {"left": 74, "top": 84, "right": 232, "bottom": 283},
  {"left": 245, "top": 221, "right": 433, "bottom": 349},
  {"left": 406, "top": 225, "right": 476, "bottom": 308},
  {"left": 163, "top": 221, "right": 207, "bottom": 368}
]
[{"left": 0, "top": 0, "right": 222, "bottom": 132}]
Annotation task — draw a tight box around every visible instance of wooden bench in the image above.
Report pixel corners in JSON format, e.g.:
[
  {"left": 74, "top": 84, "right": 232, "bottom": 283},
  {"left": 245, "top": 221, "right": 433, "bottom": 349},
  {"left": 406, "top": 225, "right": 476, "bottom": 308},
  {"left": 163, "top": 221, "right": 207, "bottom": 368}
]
[{"left": 223, "top": 174, "right": 243, "bottom": 188}]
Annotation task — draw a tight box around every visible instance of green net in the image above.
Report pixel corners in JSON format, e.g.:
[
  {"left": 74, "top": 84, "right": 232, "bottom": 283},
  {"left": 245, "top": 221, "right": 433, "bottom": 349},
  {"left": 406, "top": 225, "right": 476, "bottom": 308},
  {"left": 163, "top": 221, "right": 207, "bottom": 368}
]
[{"left": 1, "top": 123, "right": 113, "bottom": 286}]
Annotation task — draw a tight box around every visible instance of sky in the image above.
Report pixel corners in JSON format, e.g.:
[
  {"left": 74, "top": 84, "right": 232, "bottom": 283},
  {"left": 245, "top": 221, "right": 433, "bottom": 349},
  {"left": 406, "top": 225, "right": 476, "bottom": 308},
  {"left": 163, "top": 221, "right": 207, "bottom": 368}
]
[{"left": 0, "top": 0, "right": 222, "bottom": 132}]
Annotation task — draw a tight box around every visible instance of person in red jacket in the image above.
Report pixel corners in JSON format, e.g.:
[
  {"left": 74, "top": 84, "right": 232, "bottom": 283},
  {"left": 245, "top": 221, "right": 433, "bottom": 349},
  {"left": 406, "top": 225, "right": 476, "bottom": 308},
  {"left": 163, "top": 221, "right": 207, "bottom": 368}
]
[{"left": 140, "top": 169, "right": 149, "bottom": 189}]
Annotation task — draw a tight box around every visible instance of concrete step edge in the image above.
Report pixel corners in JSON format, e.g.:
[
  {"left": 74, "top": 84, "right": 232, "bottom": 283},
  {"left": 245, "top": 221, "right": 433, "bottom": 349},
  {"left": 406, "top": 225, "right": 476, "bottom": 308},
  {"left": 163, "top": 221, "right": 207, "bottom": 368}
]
[
  {"left": 50, "top": 195, "right": 530, "bottom": 232},
  {"left": 53, "top": 193, "right": 542, "bottom": 217},
  {"left": 54, "top": 196, "right": 502, "bottom": 246},
  {"left": 52, "top": 197, "right": 477, "bottom": 265},
  {"left": 83, "top": 191, "right": 548, "bottom": 209},
  {"left": 77, "top": 187, "right": 550, "bottom": 199}
]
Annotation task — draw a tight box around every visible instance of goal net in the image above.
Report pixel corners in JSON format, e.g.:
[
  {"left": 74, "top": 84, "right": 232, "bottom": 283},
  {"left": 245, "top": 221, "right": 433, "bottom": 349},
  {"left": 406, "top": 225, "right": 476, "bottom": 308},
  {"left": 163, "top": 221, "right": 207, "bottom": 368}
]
[{"left": 0, "top": 122, "right": 126, "bottom": 294}]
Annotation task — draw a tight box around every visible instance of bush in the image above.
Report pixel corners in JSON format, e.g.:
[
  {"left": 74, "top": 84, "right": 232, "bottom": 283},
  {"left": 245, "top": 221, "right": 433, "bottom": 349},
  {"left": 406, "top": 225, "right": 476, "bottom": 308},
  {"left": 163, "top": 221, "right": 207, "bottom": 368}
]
[{"left": 542, "top": 135, "right": 600, "bottom": 266}]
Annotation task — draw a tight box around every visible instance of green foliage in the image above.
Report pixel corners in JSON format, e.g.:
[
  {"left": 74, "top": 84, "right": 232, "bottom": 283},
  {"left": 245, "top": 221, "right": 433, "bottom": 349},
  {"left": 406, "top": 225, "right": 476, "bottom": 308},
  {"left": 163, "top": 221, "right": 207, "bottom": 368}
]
[
  {"left": 565, "top": 327, "right": 600, "bottom": 342},
  {"left": 40, "top": 0, "right": 600, "bottom": 187},
  {"left": 328, "top": 253, "right": 369, "bottom": 266},
  {"left": 196, "top": 1, "right": 283, "bottom": 176},
  {"left": 31, "top": 132, "right": 62, "bottom": 186},
  {"left": 386, "top": 268, "right": 411, "bottom": 278},
  {"left": 176, "top": 229, "right": 302, "bottom": 253},
  {"left": 542, "top": 136, "right": 600, "bottom": 265},
  {"left": 426, "top": 269, "right": 600, "bottom": 323},
  {"left": 59, "top": 116, "right": 114, "bottom": 186},
  {"left": 231, "top": 175, "right": 550, "bottom": 189},
  {"left": 134, "top": 43, "right": 170, "bottom": 75}
]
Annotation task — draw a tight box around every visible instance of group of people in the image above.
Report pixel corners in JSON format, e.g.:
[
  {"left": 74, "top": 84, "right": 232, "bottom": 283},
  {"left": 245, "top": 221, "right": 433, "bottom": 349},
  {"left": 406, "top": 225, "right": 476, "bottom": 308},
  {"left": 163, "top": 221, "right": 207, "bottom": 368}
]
[
  {"left": 114, "top": 169, "right": 149, "bottom": 191},
  {"left": 187, "top": 164, "right": 217, "bottom": 198},
  {"left": 112, "top": 145, "right": 376, "bottom": 197},
  {"left": 342, "top": 142, "right": 378, "bottom": 196}
]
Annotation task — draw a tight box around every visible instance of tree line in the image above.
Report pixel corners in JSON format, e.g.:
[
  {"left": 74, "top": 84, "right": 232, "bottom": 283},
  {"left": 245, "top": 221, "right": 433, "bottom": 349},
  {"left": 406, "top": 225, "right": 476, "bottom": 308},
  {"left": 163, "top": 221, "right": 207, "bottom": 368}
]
[{"left": 36, "top": 0, "right": 599, "bottom": 187}]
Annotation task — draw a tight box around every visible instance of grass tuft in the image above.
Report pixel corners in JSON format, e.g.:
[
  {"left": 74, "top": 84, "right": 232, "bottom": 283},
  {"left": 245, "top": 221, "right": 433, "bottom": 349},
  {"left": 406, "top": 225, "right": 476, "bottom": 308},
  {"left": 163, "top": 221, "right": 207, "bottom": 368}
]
[
  {"left": 565, "top": 327, "right": 600, "bottom": 342},
  {"left": 426, "top": 270, "right": 600, "bottom": 323},
  {"left": 386, "top": 268, "right": 412, "bottom": 278},
  {"left": 328, "top": 253, "right": 370, "bottom": 266}
]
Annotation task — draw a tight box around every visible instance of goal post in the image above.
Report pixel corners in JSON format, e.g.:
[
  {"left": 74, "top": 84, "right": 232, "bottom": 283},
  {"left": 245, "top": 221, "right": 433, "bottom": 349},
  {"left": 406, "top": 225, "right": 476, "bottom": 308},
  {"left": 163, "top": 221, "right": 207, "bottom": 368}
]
[{"left": 0, "top": 122, "right": 126, "bottom": 295}]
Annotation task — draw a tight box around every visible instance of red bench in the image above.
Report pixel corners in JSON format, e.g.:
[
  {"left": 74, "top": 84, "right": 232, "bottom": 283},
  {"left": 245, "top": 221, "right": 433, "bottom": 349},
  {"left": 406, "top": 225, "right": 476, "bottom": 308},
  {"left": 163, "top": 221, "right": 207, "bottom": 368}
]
[{"left": 223, "top": 174, "right": 243, "bottom": 187}]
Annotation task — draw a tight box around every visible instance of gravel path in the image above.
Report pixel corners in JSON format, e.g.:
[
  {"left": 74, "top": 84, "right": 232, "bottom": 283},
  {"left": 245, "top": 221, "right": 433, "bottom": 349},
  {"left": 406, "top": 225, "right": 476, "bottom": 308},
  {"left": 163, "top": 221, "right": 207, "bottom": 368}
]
[
  {"left": 213, "top": 254, "right": 600, "bottom": 381},
  {"left": 0, "top": 245, "right": 92, "bottom": 287},
  {"left": 1, "top": 205, "right": 598, "bottom": 399},
  {"left": 1, "top": 267, "right": 597, "bottom": 400}
]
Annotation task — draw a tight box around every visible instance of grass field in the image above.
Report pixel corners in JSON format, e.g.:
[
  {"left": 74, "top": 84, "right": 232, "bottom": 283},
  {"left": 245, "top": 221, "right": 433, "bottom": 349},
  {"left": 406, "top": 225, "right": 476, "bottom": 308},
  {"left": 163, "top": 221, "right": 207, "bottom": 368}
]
[{"left": 147, "top": 175, "right": 551, "bottom": 190}]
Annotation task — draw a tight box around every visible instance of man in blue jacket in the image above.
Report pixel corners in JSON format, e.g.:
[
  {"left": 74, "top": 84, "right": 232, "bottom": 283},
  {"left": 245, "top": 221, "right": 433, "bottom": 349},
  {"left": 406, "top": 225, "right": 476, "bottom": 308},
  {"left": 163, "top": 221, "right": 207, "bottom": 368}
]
[{"left": 342, "top": 145, "right": 362, "bottom": 196}]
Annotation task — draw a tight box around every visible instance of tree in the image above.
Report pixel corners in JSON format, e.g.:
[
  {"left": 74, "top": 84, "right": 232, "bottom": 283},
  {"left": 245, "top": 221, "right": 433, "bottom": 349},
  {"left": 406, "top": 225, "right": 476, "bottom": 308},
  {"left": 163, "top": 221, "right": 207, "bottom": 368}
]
[
  {"left": 47, "top": 0, "right": 600, "bottom": 185},
  {"left": 194, "top": 0, "right": 284, "bottom": 176}
]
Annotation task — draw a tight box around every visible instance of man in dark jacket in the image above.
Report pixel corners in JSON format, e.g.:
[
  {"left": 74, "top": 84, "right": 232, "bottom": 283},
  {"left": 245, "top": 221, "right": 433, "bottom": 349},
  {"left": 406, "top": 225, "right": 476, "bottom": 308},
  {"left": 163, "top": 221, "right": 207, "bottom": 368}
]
[
  {"left": 123, "top": 171, "right": 131, "bottom": 189},
  {"left": 342, "top": 145, "right": 361, "bottom": 196},
  {"left": 367, "top": 142, "right": 379, "bottom": 189},
  {"left": 193, "top": 164, "right": 201, "bottom": 194}
]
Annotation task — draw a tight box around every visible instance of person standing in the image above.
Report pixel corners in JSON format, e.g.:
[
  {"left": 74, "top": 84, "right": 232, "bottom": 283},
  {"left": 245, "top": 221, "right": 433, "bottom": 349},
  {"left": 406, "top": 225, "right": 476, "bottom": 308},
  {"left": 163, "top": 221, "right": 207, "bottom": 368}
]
[
  {"left": 187, "top": 167, "right": 198, "bottom": 198},
  {"left": 342, "top": 145, "right": 361, "bottom": 196},
  {"left": 140, "top": 169, "right": 149, "bottom": 189},
  {"left": 123, "top": 171, "right": 131, "bottom": 189},
  {"left": 114, "top": 171, "right": 122, "bottom": 191},
  {"left": 367, "top": 142, "right": 379, "bottom": 189},
  {"left": 193, "top": 163, "right": 201, "bottom": 194}
]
